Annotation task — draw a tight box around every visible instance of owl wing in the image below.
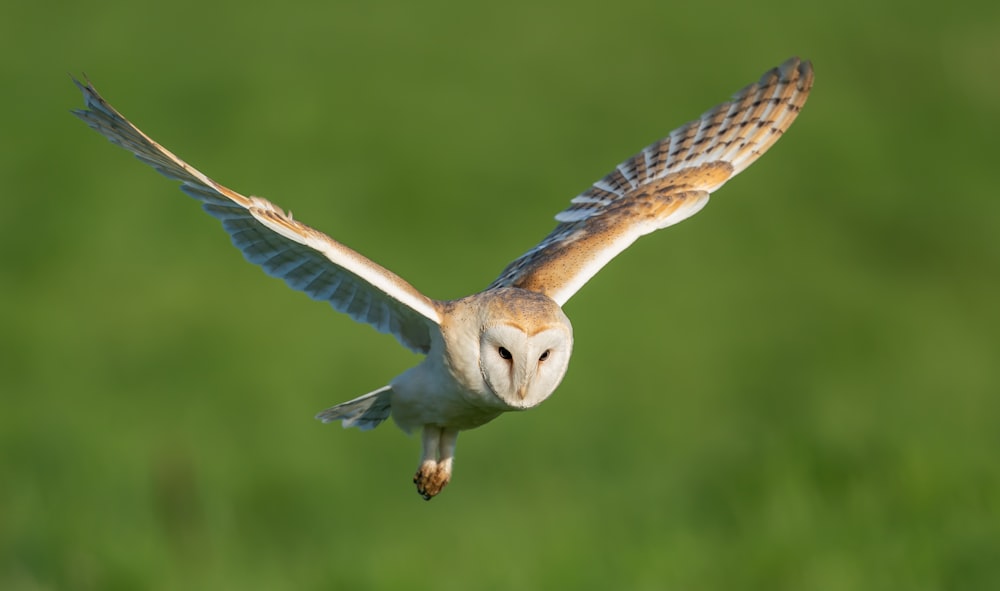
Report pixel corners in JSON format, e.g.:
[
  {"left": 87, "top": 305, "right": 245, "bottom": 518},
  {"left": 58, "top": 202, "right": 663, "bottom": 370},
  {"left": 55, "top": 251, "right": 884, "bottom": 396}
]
[
  {"left": 490, "top": 57, "right": 814, "bottom": 306},
  {"left": 73, "top": 78, "right": 441, "bottom": 354}
]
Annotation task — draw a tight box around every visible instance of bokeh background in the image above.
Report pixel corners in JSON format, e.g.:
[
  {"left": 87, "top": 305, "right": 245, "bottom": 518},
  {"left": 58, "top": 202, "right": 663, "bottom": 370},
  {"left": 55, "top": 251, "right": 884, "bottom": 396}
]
[{"left": 2, "top": 0, "right": 998, "bottom": 589}]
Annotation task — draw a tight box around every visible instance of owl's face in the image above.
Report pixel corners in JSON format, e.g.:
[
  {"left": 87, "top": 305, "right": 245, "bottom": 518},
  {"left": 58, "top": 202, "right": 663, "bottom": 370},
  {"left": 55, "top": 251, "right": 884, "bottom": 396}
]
[
  {"left": 462, "top": 289, "right": 573, "bottom": 410},
  {"left": 479, "top": 321, "right": 572, "bottom": 409}
]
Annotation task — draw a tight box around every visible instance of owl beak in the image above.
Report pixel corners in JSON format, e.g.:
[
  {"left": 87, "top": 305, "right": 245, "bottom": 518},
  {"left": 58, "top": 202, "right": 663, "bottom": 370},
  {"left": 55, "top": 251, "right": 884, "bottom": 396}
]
[{"left": 516, "top": 385, "right": 528, "bottom": 400}]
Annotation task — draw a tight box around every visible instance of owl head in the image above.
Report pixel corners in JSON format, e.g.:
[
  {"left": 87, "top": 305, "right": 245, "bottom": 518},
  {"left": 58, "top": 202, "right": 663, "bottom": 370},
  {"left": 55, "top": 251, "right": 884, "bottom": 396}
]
[{"left": 470, "top": 288, "right": 573, "bottom": 410}]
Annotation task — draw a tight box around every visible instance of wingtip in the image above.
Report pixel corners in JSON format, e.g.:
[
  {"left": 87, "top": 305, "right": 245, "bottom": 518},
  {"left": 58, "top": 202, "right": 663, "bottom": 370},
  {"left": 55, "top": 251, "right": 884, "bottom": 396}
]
[
  {"left": 775, "top": 56, "right": 815, "bottom": 91},
  {"left": 798, "top": 59, "right": 815, "bottom": 91},
  {"left": 69, "top": 72, "right": 96, "bottom": 98},
  {"left": 70, "top": 74, "right": 122, "bottom": 120},
  {"left": 69, "top": 73, "right": 91, "bottom": 118}
]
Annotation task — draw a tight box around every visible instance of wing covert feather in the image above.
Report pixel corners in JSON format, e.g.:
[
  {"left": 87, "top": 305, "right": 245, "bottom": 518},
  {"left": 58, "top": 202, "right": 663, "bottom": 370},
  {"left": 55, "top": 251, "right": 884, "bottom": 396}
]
[
  {"left": 491, "top": 57, "right": 814, "bottom": 305},
  {"left": 73, "top": 78, "right": 440, "bottom": 353}
]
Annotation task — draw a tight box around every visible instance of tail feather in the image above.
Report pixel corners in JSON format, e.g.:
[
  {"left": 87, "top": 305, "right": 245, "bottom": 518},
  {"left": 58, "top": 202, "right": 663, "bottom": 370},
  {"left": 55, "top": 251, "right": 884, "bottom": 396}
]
[{"left": 315, "top": 385, "right": 393, "bottom": 431}]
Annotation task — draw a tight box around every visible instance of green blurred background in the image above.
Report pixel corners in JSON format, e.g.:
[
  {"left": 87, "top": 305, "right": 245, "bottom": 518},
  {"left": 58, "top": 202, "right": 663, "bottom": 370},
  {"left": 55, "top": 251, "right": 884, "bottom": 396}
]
[{"left": 2, "top": 0, "right": 998, "bottom": 588}]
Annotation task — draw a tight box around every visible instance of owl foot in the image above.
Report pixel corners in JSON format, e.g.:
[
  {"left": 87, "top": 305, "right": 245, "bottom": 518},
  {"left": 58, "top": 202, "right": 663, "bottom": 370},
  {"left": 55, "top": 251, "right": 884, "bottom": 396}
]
[{"left": 414, "top": 461, "right": 451, "bottom": 500}]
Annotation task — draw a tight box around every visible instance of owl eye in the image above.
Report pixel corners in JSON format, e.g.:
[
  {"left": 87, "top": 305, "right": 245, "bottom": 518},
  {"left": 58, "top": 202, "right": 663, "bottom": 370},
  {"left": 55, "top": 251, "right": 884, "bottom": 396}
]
[
  {"left": 538, "top": 350, "right": 550, "bottom": 361},
  {"left": 498, "top": 347, "right": 512, "bottom": 360}
]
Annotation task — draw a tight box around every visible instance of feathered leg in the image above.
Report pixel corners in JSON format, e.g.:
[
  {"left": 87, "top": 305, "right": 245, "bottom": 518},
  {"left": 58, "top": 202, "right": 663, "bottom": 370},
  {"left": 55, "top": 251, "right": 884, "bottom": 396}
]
[{"left": 414, "top": 427, "right": 459, "bottom": 500}]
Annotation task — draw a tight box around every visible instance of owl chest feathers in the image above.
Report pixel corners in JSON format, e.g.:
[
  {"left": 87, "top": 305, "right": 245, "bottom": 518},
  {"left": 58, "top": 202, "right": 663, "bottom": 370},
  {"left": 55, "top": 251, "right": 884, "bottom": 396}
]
[{"left": 389, "top": 288, "right": 574, "bottom": 432}]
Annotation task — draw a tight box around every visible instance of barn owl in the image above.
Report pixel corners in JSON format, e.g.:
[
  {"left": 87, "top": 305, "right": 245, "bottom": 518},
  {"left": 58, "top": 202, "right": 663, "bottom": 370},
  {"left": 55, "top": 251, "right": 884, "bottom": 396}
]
[{"left": 74, "top": 57, "right": 813, "bottom": 499}]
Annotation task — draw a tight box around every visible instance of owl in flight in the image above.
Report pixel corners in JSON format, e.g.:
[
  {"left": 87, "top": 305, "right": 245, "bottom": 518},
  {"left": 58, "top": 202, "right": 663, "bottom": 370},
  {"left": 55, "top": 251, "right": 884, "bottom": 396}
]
[{"left": 74, "top": 57, "right": 813, "bottom": 499}]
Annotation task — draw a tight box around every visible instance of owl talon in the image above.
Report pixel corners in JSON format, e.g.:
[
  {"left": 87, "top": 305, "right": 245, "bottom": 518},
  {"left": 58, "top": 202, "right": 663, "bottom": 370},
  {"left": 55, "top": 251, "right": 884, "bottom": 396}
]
[
  {"left": 413, "top": 472, "right": 433, "bottom": 500},
  {"left": 414, "top": 462, "right": 451, "bottom": 500}
]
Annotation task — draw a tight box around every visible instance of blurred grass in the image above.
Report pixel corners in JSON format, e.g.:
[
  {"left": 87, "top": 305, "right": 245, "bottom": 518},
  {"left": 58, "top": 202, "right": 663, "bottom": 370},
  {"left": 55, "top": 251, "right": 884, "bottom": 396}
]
[{"left": 2, "top": 0, "right": 1000, "bottom": 589}]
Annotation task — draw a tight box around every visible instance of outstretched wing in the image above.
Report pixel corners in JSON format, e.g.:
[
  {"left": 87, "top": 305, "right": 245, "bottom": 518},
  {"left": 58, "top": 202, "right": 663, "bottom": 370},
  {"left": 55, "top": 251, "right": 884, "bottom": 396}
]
[
  {"left": 73, "top": 79, "right": 441, "bottom": 354},
  {"left": 490, "top": 57, "right": 814, "bottom": 305}
]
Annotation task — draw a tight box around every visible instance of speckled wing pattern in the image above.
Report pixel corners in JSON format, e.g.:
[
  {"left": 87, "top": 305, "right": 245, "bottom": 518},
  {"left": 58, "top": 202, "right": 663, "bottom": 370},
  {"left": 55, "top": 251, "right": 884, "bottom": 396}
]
[
  {"left": 490, "top": 57, "right": 814, "bottom": 306},
  {"left": 73, "top": 79, "right": 441, "bottom": 354}
]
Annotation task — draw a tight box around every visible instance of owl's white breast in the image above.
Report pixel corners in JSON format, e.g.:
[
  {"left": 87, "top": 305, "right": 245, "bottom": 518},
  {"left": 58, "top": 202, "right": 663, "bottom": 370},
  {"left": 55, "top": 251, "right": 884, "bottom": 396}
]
[
  {"left": 386, "top": 322, "right": 504, "bottom": 433},
  {"left": 389, "top": 356, "right": 505, "bottom": 433}
]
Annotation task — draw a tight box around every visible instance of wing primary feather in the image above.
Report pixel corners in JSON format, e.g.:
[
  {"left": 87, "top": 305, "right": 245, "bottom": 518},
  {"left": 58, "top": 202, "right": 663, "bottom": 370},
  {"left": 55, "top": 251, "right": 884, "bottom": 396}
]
[
  {"left": 305, "top": 270, "right": 346, "bottom": 302},
  {"left": 265, "top": 250, "right": 314, "bottom": 278},
  {"left": 286, "top": 263, "right": 327, "bottom": 293}
]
